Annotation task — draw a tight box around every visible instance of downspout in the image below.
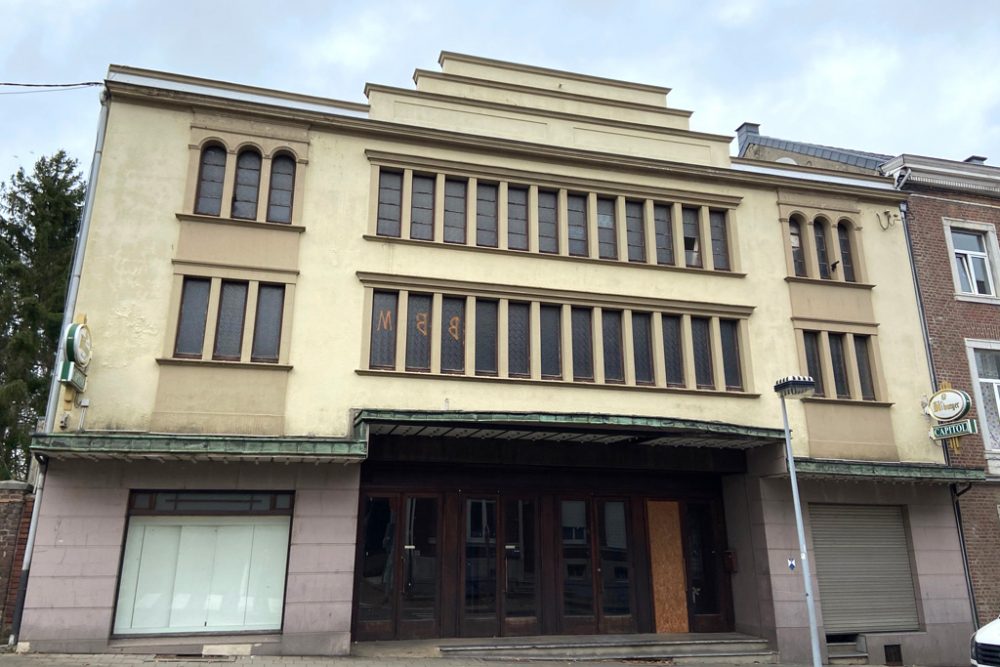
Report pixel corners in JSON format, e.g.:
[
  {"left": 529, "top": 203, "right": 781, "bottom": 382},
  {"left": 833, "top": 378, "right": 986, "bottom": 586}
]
[{"left": 9, "top": 86, "right": 110, "bottom": 648}]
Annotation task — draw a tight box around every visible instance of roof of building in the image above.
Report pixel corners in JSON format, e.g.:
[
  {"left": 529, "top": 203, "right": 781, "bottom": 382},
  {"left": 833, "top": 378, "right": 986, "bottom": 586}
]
[{"left": 736, "top": 122, "right": 891, "bottom": 171}]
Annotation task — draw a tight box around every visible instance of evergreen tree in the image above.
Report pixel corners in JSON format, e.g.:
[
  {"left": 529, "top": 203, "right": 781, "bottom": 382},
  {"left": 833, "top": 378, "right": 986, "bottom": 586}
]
[{"left": 0, "top": 152, "right": 85, "bottom": 479}]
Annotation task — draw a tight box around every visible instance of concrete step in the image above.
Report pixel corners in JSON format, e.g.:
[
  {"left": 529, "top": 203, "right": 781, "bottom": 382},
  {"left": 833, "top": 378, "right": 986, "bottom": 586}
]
[{"left": 827, "top": 641, "right": 869, "bottom": 665}]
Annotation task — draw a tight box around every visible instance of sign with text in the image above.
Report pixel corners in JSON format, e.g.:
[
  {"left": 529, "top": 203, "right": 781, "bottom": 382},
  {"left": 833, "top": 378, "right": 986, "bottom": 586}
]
[{"left": 930, "top": 419, "right": 978, "bottom": 440}]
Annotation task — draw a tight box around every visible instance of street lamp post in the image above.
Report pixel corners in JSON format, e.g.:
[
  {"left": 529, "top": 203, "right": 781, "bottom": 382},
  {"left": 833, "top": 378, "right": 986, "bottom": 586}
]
[{"left": 774, "top": 375, "right": 822, "bottom": 667}]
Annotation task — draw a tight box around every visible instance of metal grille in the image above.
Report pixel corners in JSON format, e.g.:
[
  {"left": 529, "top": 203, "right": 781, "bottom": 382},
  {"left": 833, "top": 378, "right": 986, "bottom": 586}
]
[
  {"left": 540, "top": 305, "right": 562, "bottom": 377},
  {"left": 376, "top": 170, "right": 403, "bottom": 237},
  {"left": 603, "top": 310, "right": 624, "bottom": 383},
  {"left": 508, "top": 187, "right": 529, "bottom": 250},
  {"left": 231, "top": 150, "right": 261, "bottom": 220},
  {"left": 597, "top": 197, "right": 617, "bottom": 259},
  {"left": 567, "top": 193, "right": 588, "bottom": 257},
  {"left": 174, "top": 278, "right": 210, "bottom": 357},
  {"left": 213, "top": 281, "right": 248, "bottom": 360},
  {"left": 508, "top": 302, "right": 530, "bottom": 376},
  {"left": 195, "top": 145, "right": 226, "bottom": 216},
  {"left": 410, "top": 174, "right": 434, "bottom": 240},
  {"left": 710, "top": 210, "right": 729, "bottom": 270},
  {"left": 571, "top": 307, "right": 593, "bottom": 380},
  {"left": 266, "top": 154, "right": 295, "bottom": 223},
  {"left": 976, "top": 642, "right": 1000, "bottom": 667},
  {"left": 476, "top": 182, "right": 498, "bottom": 247},
  {"left": 538, "top": 190, "right": 558, "bottom": 253},
  {"left": 405, "top": 293, "right": 432, "bottom": 371},
  {"left": 626, "top": 200, "right": 645, "bottom": 262},
  {"left": 661, "top": 314, "right": 684, "bottom": 386},
  {"left": 720, "top": 319, "right": 741, "bottom": 390},
  {"left": 251, "top": 284, "right": 284, "bottom": 362},
  {"left": 369, "top": 291, "right": 398, "bottom": 368},
  {"left": 683, "top": 207, "right": 701, "bottom": 268},
  {"left": 691, "top": 316, "right": 713, "bottom": 388},
  {"left": 654, "top": 203, "right": 674, "bottom": 265},
  {"left": 632, "top": 312, "right": 653, "bottom": 385},
  {"left": 475, "top": 299, "right": 498, "bottom": 375},
  {"left": 444, "top": 179, "right": 467, "bottom": 244},
  {"left": 441, "top": 297, "right": 465, "bottom": 373}
]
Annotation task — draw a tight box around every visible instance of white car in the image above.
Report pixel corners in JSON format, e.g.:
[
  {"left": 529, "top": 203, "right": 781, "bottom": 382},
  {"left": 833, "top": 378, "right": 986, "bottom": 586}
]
[{"left": 973, "top": 617, "right": 1000, "bottom": 667}]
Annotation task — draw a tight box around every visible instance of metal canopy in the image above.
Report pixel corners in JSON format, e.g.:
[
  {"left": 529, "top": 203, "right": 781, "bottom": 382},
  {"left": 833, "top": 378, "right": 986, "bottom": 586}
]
[{"left": 777, "top": 457, "right": 985, "bottom": 484}]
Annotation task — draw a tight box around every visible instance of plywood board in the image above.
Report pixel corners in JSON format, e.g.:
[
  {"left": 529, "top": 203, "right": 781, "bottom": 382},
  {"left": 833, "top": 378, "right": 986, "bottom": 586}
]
[{"left": 647, "top": 500, "right": 688, "bottom": 633}]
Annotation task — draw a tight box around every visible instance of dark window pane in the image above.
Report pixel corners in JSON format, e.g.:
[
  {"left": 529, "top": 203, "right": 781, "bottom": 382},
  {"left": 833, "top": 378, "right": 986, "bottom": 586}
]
[
  {"left": 626, "top": 201, "right": 645, "bottom": 262},
  {"left": 410, "top": 174, "right": 435, "bottom": 240},
  {"left": 508, "top": 302, "right": 530, "bottom": 377},
  {"left": 476, "top": 299, "right": 498, "bottom": 375},
  {"left": 405, "top": 293, "right": 432, "bottom": 371},
  {"left": 829, "top": 333, "right": 850, "bottom": 398},
  {"left": 213, "top": 281, "right": 248, "bottom": 360},
  {"left": 692, "top": 317, "right": 713, "bottom": 389},
  {"left": 231, "top": 150, "right": 261, "bottom": 220},
  {"left": 504, "top": 499, "right": 537, "bottom": 618},
  {"left": 508, "top": 186, "right": 529, "bottom": 250},
  {"left": 803, "top": 331, "right": 825, "bottom": 397},
  {"left": 855, "top": 335, "right": 876, "bottom": 400},
  {"left": 400, "top": 497, "right": 439, "bottom": 621},
  {"left": 598, "top": 500, "right": 631, "bottom": 615},
  {"left": 444, "top": 178, "right": 467, "bottom": 244},
  {"left": 538, "top": 190, "right": 558, "bottom": 254},
  {"left": 683, "top": 207, "right": 702, "bottom": 267},
  {"left": 603, "top": 310, "right": 624, "bottom": 383},
  {"left": 815, "top": 221, "right": 831, "bottom": 279},
  {"left": 720, "top": 319, "right": 742, "bottom": 390},
  {"left": 174, "top": 277, "right": 210, "bottom": 357},
  {"left": 477, "top": 183, "right": 498, "bottom": 247},
  {"left": 195, "top": 145, "right": 226, "bottom": 216},
  {"left": 251, "top": 284, "right": 284, "bottom": 362},
  {"left": 376, "top": 170, "right": 403, "bottom": 237},
  {"left": 441, "top": 297, "right": 465, "bottom": 373},
  {"left": 540, "top": 305, "right": 562, "bottom": 378},
  {"left": 567, "top": 193, "right": 588, "bottom": 257},
  {"left": 710, "top": 210, "right": 729, "bottom": 270},
  {"left": 561, "top": 500, "right": 593, "bottom": 616},
  {"left": 571, "top": 308, "right": 594, "bottom": 381},
  {"left": 266, "top": 154, "right": 295, "bottom": 223},
  {"left": 369, "top": 291, "right": 398, "bottom": 369},
  {"left": 597, "top": 197, "right": 617, "bottom": 259},
  {"left": 790, "top": 219, "right": 806, "bottom": 277},
  {"left": 838, "top": 223, "right": 856, "bottom": 282},
  {"left": 359, "top": 496, "right": 395, "bottom": 622},
  {"left": 662, "top": 314, "right": 684, "bottom": 387},
  {"left": 654, "top": 203, "right": 674, "bottom": 265},
  {"left": 632, "top": 312, "right": 653, "bottom": 385}
]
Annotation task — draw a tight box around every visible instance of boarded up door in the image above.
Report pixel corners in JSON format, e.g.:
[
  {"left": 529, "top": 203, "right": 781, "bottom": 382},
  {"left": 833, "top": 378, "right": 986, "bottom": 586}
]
[{"left": 646, "top": 501, "right": 688, "bottom": 633}]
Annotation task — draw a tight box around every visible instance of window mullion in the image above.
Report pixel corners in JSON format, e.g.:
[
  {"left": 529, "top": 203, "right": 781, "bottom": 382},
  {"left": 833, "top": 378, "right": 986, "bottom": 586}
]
[
  {"left": 257, "top": 158, "right": 273, "bottom": 224},
  {"left": 643, "top": 200, "right": 657, "bottom": 265},
  {"left": 557, "top": 189, "right": 570, "bottom": 257},
  {"left": 466, "top": 176, "right": 477, "bottom": 247},
  {"left": 202, "top": 278, "right": 222, "bottom": 359},
  {"left": 498, "top": 182, "right": 509, "bottom": 251},
  {"left": 699, "top": 206, "right": 714, "bottom": 271},
  {"left": 671, "top": 202, "right": 685, "bottom": 268},
  {"left": 681, "top": 314, "right": 696, "bottom": 389},
  {"left": 818, "top": 331, "right": 836, "bottom": 399},
  {"left": 279, "top": 283, "right": 294, "bottom": 364},
  {"left": 623, "top": 310, "right": 636, "bottom": 385},
  {"left": 529, "top": 301, "right": 542, "bottom": 379},
  {"left": 430, "top": 293, "right": 443, "bottom": 373},
  {"left": 395, "top": 290, "right": 409, "bottom": 372},
  {"left": 803, "top": 220, "right": 820, "bottom": 278},
  {"left": 586, "top": 192, "right": 599, "bottom": 259},
  {"left": 844, "top": 333, "right": 863, "bottom": 399},
  {"left": 709, "top": 316, "right": 725, "bottom": 390},
  {"left": 498, "top": 299, "right": 509, "bottom": 377},
  {"left": 465, "top": 295, "right": 476, "bottom": 376},
  {"left": 401, "top": 169, "right": 413, "bottom": 239},
  {"left": 433, "top": 174, "right": 445, "bottom": 243},
  {"left": 651, "top": 311, "right": 666, "bottom": 387},
  {"left": 828, "top": 221, "right": 844, "bottom": 282},
  {"left": 241, "top": 282, "right": 260, "bottom": 362},
  {"left": 593, "top": 306, "right": 605, "bottom": 384},
  {"left": 220, "top": 151, "right": 236, "bottom": 219},
  {"left": 615, "top": 196, "right": 629, "bottom": 264},
  {"left": 560, "top": 304, "right": 573, "bottom": 381},
  {"left": 527, "top": 186, "right": 540, "bottom": 253}
]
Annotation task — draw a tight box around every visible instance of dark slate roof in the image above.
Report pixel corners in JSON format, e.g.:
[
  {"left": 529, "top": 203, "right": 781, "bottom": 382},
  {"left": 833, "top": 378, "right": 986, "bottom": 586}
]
[{"left": 741, "top": 133, "right": 892, "bottom": 171}]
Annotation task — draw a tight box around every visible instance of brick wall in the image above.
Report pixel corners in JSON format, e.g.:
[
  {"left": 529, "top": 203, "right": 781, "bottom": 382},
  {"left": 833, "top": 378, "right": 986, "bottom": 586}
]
[{"left": 0, "top": 482, "right": 32, "bottom": 635}]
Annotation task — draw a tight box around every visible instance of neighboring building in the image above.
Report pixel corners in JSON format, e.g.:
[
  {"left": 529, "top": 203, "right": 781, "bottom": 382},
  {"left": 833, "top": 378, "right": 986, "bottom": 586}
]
[
  {"left": 18, "top": 55, "right": 980, "bottom": 665},
  {"left": 739, "top": 124, "right": 1000, "bottom": 628}
]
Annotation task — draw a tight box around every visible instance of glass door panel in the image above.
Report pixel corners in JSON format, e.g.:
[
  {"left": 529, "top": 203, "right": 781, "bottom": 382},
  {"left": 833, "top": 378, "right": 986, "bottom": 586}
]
[
  {"left": 462, "top": 498, "right": 498, "bottom": 635},
  {"left": 685, "top": 501, "right": 726, "bottom": 632},
  {"left": 597, "top": 499, "right": 635, "bottom": 633},
  {"left": 399, "top": 496, "right": 439, "bottom": 638},
  {"left": 503, "top": 498, "right": 539, "bottom": 635},
  {"left": 560, "top": 499, "right": 595, "bottom": 630},
  {"left": 356, "top": 496, "right": 396, "bottom": 640}
]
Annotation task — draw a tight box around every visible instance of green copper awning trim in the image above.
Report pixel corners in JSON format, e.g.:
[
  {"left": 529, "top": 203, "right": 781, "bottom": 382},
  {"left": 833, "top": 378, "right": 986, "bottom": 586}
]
[{"left": 791, "top": 458, "right": 985, "bottom": 483}]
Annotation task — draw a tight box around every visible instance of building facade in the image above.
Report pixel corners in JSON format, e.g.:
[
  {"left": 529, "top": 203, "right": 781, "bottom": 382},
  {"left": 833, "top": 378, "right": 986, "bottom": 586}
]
[{"left": 19, "top": 55, "right": 979, "bottom": 664}]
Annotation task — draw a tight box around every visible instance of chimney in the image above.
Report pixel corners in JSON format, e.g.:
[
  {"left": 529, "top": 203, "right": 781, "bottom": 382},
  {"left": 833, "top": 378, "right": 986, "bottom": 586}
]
[
  {"left": 735, "top": 122, "right": 760, "bottom": 156},
  {"left": 964, "top": 155, "right": 988, "bottom": 165}
]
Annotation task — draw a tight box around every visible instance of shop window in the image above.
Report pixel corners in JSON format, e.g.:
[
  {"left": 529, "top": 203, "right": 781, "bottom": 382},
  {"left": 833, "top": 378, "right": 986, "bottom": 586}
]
[
  {"left": 632, "top": 312, "right": 653, "bottom": 385},
  {"left": 540, "top": 304, "right": 562, "bottom": 378},
  {"left": 410, "top": 174, "right": 435, "bottom": 240},
  {"left": 508, "top": 186, "right": 529, "bottom": 251},
  {"left": 476, "top": 182, "right": 499, "bottom": 247},
  {"left": 603, "top": 310, "right": 624, "bottom": 383},
  {"left": 682, "top": 206, "right": 701, "bottom": 268},
  {"left": 376, "top": 170, "right": 403, "bottom": 237},
  {"left": 405, "top": 293, "right": 432, "bottom": 372},
  {"left": 231, "top": 149, "right": 262, "bottom": 220},
  {"left": 567, "top": 193, "right": 588, "bottom": 257},
  {"left": 654, "top": 203, "right": 674, "bottom": 266},
  {"left": 571, "top": 307, "right": 594, "bottom": 381},
  {"left": 710, "top": 210, "right": 729, "bottom": 271},
  {"left": 444, "top": 178, "right": 467, "bottom": 244},
  {"left": 597, "top": 197, "right": 617, "bottom": 259},
  {"left": 475, "top": 299, "right": 498, "bottom": 375},
  {"left": 194, "top": 144, "right": 226, "bottom": 216},
  {"left": 369, "top": 291, "right": 398, "bottom": 369},
  {"left": 625, "top": 200, "right": 645, "bottom": 263},
  {"left": 508, "top": 301, "right": 531, "bottom": 377},
  {"left": 441, "top": 297, "right": 465, "bottom": 373},
  {"left": 537, "top": 190, "right": 559, "bottom": 254},
  {"left": 266, "top": 153, "right": 296, "bottom": 224}
]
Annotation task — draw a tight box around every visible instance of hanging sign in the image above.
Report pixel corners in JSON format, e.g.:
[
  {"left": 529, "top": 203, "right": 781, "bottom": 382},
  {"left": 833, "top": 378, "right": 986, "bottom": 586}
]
[
  {"left": 927, "top": 389, "right": 972, "bottom": 422},
  {"left": 930, "top": 419, "right": 978, "bottom": 440},
  {"left": 64, "top": 323, "right": 93, "bottom": 369}
]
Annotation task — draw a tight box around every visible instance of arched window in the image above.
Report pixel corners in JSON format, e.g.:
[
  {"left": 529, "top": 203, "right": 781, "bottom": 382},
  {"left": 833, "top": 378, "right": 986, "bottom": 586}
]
[
  {"left": 837, "top": 222, "right": 856, "bottom": 282},
  {"left": 231, "top": 149, "right": 262, "bottom": 220},
  {"left": 814, "top": 219, "right": 831, "bottom": 279},
  {"left": 789, "top": 218, "right": 807, "bottom": 277},
  {"left": 266, "top": 153, "right": 296, "bottom": 223},
  {"left": 194, "top": 144, "right": 227, "bottom": 216}
]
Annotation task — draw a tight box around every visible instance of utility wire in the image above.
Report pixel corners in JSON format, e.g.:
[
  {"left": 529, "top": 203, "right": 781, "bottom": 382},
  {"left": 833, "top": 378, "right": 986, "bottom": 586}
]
[
  {"left": 0, "top": 86, "right": 98, "bottom": 96},
  {"left": 0, "top": 81, "right": 101, "bottom": 88}
]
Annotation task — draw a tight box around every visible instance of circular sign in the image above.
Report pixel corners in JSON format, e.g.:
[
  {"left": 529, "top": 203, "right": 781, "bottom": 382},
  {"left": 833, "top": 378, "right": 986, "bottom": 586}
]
[
  {"left": 928, "top": 389, "right": 971, "bottom": 422},
  {"left": 65, "top": 323, "right": 93, "bottom": 369}
]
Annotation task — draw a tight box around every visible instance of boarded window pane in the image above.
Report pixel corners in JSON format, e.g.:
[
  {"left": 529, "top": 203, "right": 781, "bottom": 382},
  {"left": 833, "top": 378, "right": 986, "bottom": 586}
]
[
  {"left": 603, "top": 310, "right": 624, "bottom": 383},
  {"left": 369, "top": 291, "right": 398, "bottom": 369},
  {"left": 790, "top": 220, "right": 806, "bottom": 277},
  {"left": 855, "top": 336, "right": 876, "bottom": 400},
  {"left": 838, "top": 223, "right": 856, "bottom": 282},
  {"left": 538, "top": 190, "right": 558, "bottom": 253},
  {"left": 597, "top": 197, "right": 617, "bottom": 259},
  {"left": 410, "top": 175, "right": 435, "bottom": 240},
  {"left": 508, "top": 302, "right": 530, "bottom": 377},
  {"left": 632, "top": 312, "right": 653, "bottom": 385},
  {"left": 232, "top": 150, "right": 261, "bottom": 220},
  {"left": 251, "top": 284, "right": 284, "bottom": 362},
  {"left": 406, "top": 293, "right": 432, "bottom": 371},
  {"left": 214, "top": 281, "right": 248, "bottom": 360},
  {"left": 692, "top": 317, "right": 713, "bottom": 388},
  {"left": 476, "top": 300, "right": 498, "bottom": 375},
  {"left": 710, "top": 210, "right": 729, "bottom": 270},
  {"left": 626, "top": 201, "right": 645, "bottom": 262},
  {"left": 567, "top": 194, "right": 588, "bottom": 257},
  {"left": 266, "top": 154, "right": 295, "bottom": 223},
  {"left": 377, "top": 170, "right": 403, "bottom": 237},
  {"left": 571, "top": 308, "right": 594, "bottom": 380},
  {"left": 720, "top": 319, "right": 742, "bottom": 390},
  {"left": 540, "top": 305, "right": 562, "bottom": 378},
  {"left": 508, "top": 186, "right": 529, "bottom": 250},
  {"left": 804, "top": 331, "right": 825, "bottom": 397},
  {"left": 815, "top": 222, "right": 831, "bottom": 279},
  {"left": 175, "top": 278, "right": 210, "bottom": 357},
  {"left": 441, "top": 297, "right": 465, "bottom": 373},
  {"left": 195, "top": 146, "right": 226, "bottom": 216},
  {"left": 662, "top": 314, "right": 684, "bottom": 386},
  {"left": 477, "top": 183, "right": 498, "bottom": 247},
  {"left": 683, "top": 207, "right": 702, "bottom": 268},
  {"left": 444, "top": 179, "right": 467, "bottom": 244},
  {"left": 829, "top": 333, "right": 850, "bottom": 398},
  {"left": 654, "top": 204, "right": 674, "bottom": 265}
]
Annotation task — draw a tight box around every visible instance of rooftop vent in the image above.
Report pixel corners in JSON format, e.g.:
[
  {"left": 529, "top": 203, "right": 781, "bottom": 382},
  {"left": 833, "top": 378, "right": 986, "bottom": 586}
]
[{"left": 963, "top": 155, "right": 988, "bottom": 165}]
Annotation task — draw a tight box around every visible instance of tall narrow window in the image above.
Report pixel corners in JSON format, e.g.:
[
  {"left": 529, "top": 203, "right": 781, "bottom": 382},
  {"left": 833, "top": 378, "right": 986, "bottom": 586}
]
[
  {"left": 540, "top": 305, "right": 562, "bottom": 378},
  {"left": 441, "top": 297, "right": 465, "bottom": 373},
  {"left": 508, "top": 302, "right": 530, "bottom": 377},
  {"left": 828, "top": 333, "right": 850, "bottom": 398},
  {"left": 251, "top": 284, "right": 284, "bottom": 362},
  {"left": 803, "top": 331, "right": 825, "bottom": 397},
  {"left": 789, "top": 219, "right": 807, "bottom": 277},
  {"left": 626, "top": 201, "right": 645, "bottom": 262},
  {"left": 837, "top": 222, "right": 856, "bottom": 282},
  {"left": 952, "top": 229, "right": 995, "bottom": 296},
  {"left": 815, "top": 220, "right": 831, "bottom": 279},
  {"left": 683, "top": 207, "right": 702, "bottom": 268},
  {"left": 231, "top": 149, "right": 262, "bottom": 220},
  {"left": 710, "top": 210, "right": 729, "bottom": 270},
  {"left": 662, "top": 314, "right": 684, "bottom": 387},
  {"left": 691, "top": 317, "right": 713, "bottom": 389},
  {"left": 410, "top": 175, "right": 435, "bottom": 240},
  {"left": 508, "top": 186, "right": 529, "bottom": 251},
  {"left": 174, "top": 277, "right": 211, "bottom": 358},
  {"left": 444, "top": 179, "right": 467, "bottom": 244},
  {"left": 632, "top": 312, "right": 653, "bottom": 385},
  {"left": 854, "top": 335, "right": 876, "bottom": 400},
  {"left": 538, "top": 190, "right": 558, "bottom": 253},
  {"left": 571, "top": 308, "right": 594, "bottom": 381},
  {"left": 567, "top": 194, "right": 588, "bottom": 257},
  {"left": 719, "top": 319, "right": 742, "bottom": 390},
  {"left": 405, "top": 293, "right": 432, "bottom": 371},
  {"left": 376, "top": 170, "right": 403, "bottom": 237},
  {"left": 974, "top": 348, "right": 1000, "bottom": 449},
  {"left": 476, "top": 183, "right": 499, "bottom": 247},
  {"left": 195, "top": 145, "right": 226, "bottom": 216},
  {"left": 603, "top": 310, "right": 624, "bottom": 383},
  {"left": 266, "top": 154, "right": 295, "bottom": 223},
  {"left": 213, "top": 281, "right": 249, "bottom": 360},
  {"left": 654, "top": 203, "right": 674, "bottom": 265},
  {"left": 475, "top": 300, "right": 498, "bottom": 375},
  {"left": 597, "top": 197, "right": 617, "bottom": 259},
  {"left": 369, "top": 291, "right": 398, "bottom": 369}
]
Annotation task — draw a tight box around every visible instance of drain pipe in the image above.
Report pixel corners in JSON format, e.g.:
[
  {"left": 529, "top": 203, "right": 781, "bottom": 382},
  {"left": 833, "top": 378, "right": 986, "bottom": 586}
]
[{"left": 9, "top": 85, "right": 110, "bottom": 648}]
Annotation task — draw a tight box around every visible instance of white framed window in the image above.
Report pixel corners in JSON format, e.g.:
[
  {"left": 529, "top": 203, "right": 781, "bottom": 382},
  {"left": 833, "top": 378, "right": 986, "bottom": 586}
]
[
  {"left": 944, "top": 219, "right": 1000, "bottom": 303},
  {"left": 967, "top": 340, "right": 1000, "bottom": 454}
]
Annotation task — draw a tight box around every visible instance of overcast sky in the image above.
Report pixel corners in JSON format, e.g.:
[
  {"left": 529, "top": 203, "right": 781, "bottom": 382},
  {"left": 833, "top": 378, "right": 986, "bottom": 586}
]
[{"left": 2, "top": 0, "right": 999, "bottom": 182}]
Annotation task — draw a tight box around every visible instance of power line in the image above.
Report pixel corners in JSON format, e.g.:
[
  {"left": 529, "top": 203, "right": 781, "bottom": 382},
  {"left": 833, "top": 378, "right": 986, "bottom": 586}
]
[
  {"left": 0, "top": 81, "right": 101, "bottom": 88},
  {"left": 0, "top": 85, "right": 99, "bottom": 96}
]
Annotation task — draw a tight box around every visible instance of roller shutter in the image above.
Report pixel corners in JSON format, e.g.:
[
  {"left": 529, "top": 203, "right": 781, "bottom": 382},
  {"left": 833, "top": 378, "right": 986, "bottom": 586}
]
[{"left": 809, "top": 504, "right": 919, "bottom": 633}]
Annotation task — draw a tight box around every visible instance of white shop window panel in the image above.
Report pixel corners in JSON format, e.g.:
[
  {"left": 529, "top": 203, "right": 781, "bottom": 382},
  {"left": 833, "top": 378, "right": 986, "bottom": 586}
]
[{"left": 114, "top": 515, "right": 289, "bottom": 635}]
